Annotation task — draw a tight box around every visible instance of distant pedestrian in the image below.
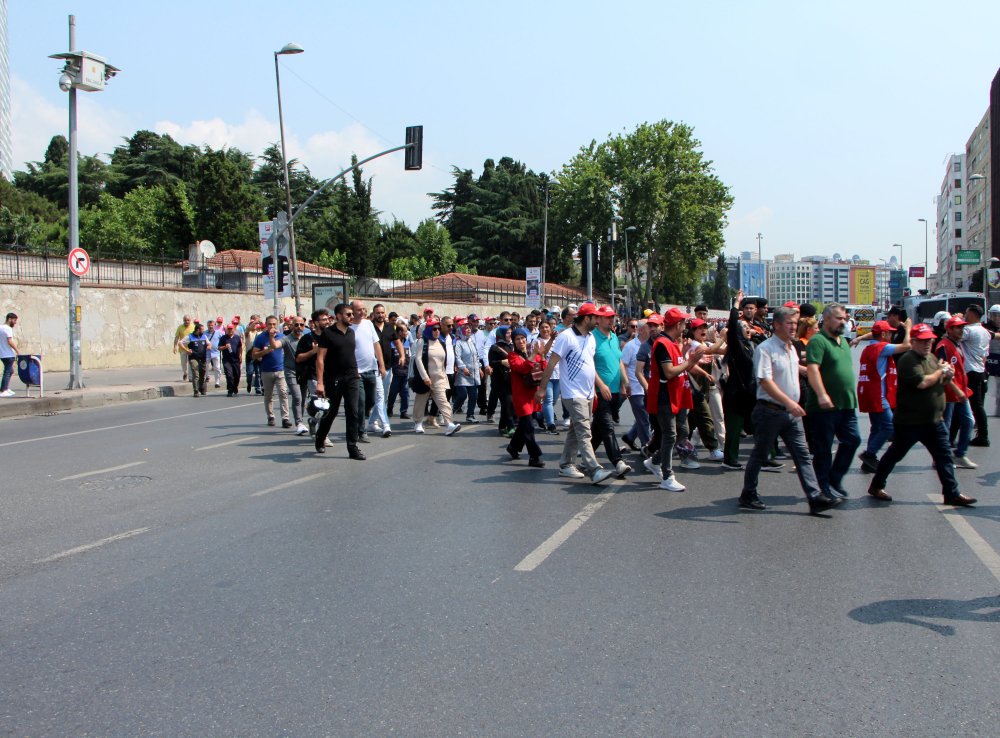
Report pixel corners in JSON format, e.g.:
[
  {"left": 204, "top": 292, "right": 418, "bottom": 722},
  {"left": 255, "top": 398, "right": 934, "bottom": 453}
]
[
  {"left": 218, "top": 322, "right": 243, "bottom": 396},
  {"left": 178, "top": 322, "right": 209, "bottom": 396},
  {"left": 504, "top": 327, "right": 546, "bottom": 467},
  {"left": 936, "top": 315, "right": 977, "bottom": 468},
  {"left": 173, "top": 314, "right": 194, "bottom": 381},
  {"left": 204, "top": 317, "right": 224, "bottom": 389},
  {"left": 251, "top": 315, "right": 291, "bottom": 428},
  {"left": 0, "top": 312, "right": 18, "bottom": 397},
  {"left": 314, "top": 303, "right": 365, "bottom": 460},
  {"left": 281, "top": 317, "right": 309, "bottom": 435},
  {"left": 960, "top": 303, "right": 991, "bottom": 446},
  {"left": 867, "top": 323, "right": 977, "bottom": 506}
]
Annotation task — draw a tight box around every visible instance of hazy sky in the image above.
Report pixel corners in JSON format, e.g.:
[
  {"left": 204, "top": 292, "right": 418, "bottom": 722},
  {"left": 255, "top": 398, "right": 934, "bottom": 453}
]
[{"left": 9, "top": 0, "right": 1000, "bottom": 278}]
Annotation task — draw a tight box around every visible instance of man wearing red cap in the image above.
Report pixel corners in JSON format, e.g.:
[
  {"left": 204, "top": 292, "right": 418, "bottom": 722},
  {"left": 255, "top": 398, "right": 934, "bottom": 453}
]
[
  {"left": 856, "top": 319, "right": 911, "bottom": 473},
  {"left": 533, "top": 303, "right": 613, "bottom": 485},
  {"left": 936, "top": 315, "right": 977, "bottom": 468},
  {"left": 868, "top": 323, "right": 976, "bottom": 505},
  {"left": 645, "top": 307, "right": 704, "bottom": 491}
]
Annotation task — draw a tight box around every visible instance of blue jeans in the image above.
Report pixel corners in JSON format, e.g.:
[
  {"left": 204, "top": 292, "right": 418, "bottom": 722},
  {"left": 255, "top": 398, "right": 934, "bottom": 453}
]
[
  {"left": 623, "top": 394, "right": 651, "bottom": 447},
  {"left": 387, "top": 374, "right": 410, "bottom": 415},
  {"left": 742, "top": 403, "right": 822, "bottom": 500},
  {"left": 943, "top": 400, "right": 973, "bottom": 458},
  {"left": 873, "top": 421, "right": 959, "bottom": 499},
  {"left": 357, "top": 370, "right": 378, "bottom": 433},
  {"left": 452, "top": 384, "right": 479, "bottom": 418},
  {"left": 543, "top": 378, "right": 560, "bottom": 427},
  {"left": 0, "top": 356, "right": 13, "bottom": 392},
  {"left": 808, "top": 409, "right": 861, "bottom": 495},
  {"left": 866, "top": 399, "right": 894, "bottom": 456}
]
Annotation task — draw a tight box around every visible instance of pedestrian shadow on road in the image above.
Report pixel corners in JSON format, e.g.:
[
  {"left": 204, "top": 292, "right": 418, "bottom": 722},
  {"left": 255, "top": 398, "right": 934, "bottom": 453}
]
[
  {"left": 654, "top": 495, "right": 806, "bottom": 523},
  {"left": 848, "top": 595, "right": 1000, "bottom": 636},
  {"left": 977, "top": 470, "right": 1000, "bottom": 488}
]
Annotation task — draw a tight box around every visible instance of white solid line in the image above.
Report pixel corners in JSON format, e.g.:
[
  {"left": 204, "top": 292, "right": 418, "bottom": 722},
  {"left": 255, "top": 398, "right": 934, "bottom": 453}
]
[
  {"left": 929, "top": 494, "right": 1000, "bottom": 584},
  {"left": 515, "top": 484, "right": 621, "bottom": 572},
  {"left": 0, "top": 402, "right": 259, "bottom": 448},
  {"left": 34, "top": 527, "right": 151, "bottom": 564},
  {"left": 59, "top": 461, "right": 146, "bottom": 482},
  {"left": 251, "top": 472, "right": 328, "bottom": 498},
  {"left": 197, "top": 435, "right": 259, "bottom": 451},
  {"left": 366, "top": 443, "right": 415, "bottom": 461}
]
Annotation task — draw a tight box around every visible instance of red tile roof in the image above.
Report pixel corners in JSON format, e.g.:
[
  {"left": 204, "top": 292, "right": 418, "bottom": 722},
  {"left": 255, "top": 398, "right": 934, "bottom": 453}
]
[{"left": 186, "top": 249, "right": 347, "bottom": 277}]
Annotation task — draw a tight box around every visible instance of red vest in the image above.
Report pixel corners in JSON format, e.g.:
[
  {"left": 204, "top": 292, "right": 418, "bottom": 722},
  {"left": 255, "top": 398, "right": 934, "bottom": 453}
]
[
  {"left": 936, "top": 337, "right": 973, "bottom": 403},
  {"left": 857, "top": 342, "right": 897, "bottom": 413},
  {"left": 646, "top": 336, "right": 693, "bottom": 415}
]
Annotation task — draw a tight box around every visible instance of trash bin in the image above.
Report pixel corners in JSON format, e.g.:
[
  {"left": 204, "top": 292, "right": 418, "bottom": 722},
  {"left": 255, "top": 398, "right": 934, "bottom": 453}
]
[{"left": 16, "top": 354, "right": 43, "bottom": 398}]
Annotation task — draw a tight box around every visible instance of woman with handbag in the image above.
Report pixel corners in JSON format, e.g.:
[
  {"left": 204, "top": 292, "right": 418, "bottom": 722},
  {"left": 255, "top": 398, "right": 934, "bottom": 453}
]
[
  {"left": 503, "top": 328, "right": 546, "bottom": 467},
  {"left": 410, "top": 320, "right": 462, "bottom": 436},
  {"left": 488, "top": 325, "right": 517, "bottom": 437}
]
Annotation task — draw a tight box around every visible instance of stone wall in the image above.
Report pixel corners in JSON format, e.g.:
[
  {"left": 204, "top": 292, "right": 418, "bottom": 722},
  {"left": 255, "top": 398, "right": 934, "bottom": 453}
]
[{"left": 0, "top": 282, "right": 533, "bottom": 371}]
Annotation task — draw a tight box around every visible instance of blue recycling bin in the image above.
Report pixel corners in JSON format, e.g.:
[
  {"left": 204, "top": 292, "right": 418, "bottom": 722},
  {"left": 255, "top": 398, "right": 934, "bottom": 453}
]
[{"left": 17, "top": 354, "right": 43, "bottom": 396}]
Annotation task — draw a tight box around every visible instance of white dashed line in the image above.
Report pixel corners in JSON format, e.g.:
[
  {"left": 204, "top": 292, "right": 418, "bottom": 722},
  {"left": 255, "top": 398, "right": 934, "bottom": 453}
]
[
  {"left": 198, "top": 435, "right": 259, "bottom": 451},
  {"left": 251, "top": 473, "right": 328, "bottom": 498},
  {"left": 34, "top": 527, "right": 151, "bottom": 564},
  {"left": 59, "top": 461, "right": 146, "bottom": 481}
]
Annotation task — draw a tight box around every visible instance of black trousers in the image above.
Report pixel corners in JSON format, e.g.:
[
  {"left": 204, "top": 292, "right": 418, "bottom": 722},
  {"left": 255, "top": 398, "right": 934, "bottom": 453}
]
[
  {"left": 223, "top": 359, "right": 241, "bottom": 394},
  {"left": 872, "top": 421, "right": 959, "bottom": 499},
  {"left": 316, "top": 375, "right": 360, "bottom": 449},
  {"left": 509, "top": 414, "right": 542, "bottom": 459},
  {"left": 968, "top": 371, "right": 989, "bottom": 441},
  {"left": 591, "top": 392, "right": 623, "bottom": 464}
]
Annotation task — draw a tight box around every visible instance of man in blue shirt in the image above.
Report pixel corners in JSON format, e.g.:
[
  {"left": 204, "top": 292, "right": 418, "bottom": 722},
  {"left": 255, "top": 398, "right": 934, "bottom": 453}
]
[{"left": 252, "top": 315, "right": 292, "bottom": 428}]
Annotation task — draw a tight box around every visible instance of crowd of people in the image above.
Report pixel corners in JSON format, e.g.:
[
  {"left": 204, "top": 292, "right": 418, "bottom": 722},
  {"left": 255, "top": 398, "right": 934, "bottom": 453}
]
[{"left": 171, "top": 292, "right": 999, "bottom": 513}]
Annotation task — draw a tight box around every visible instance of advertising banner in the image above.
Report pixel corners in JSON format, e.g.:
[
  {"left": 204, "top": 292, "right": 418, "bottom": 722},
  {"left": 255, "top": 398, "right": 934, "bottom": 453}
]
[
  {"left": 525, "top": 267, "right": 541, "bottom": 308},
  {"left": 907, "top": 266, "right": 925, "bottom": 278},
  {"left": 849, "top": 266, "right": 876, "bottom": 305}
]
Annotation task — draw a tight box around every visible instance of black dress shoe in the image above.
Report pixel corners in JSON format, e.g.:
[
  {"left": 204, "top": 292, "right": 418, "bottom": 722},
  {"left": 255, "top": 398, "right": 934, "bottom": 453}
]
[
  {"left": 858, "top": 451, "right": 879, "bottom": 473},
  {"left": 506, "top": 447, "right": 520, "bottom": 461},
  {"left": 528, "top": 457, "right": 545, "bottom": 468},
  {"left": 739, "top": 495, "right": 767, "bottom": 510},
  {"left": 621, "top": 434, "right": 639, "bottom": 452},
  {"left": 808, "top": 493, "right": 840, "bottom": 515},
  {"left": 315, "top": 444, "right": 326, "bottom": 454},
  {"left": 943, "top": 493, "right": 977, "bottom": 506},
  {"left": 348, "top": 447, "right": 367, "bottom": 461},
  {"left": 867, "top": 486, "right": 892, "bottom": 501},
  {"left": 969, "top": 437, "right": 990, "bottom": 447}
]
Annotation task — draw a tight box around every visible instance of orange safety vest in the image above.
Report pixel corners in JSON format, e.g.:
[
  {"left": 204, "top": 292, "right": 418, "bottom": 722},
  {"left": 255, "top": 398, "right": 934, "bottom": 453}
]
[{"left": 857, "top": 341, "right": 897, "bottom": 413}]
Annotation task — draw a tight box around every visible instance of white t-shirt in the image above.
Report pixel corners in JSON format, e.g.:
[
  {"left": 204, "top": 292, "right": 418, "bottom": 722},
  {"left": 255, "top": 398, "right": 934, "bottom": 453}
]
[
  {"left": 350, "top": 319, "right": 380, "bottom": 372},
  {"left": 0, "top": 324, "right": 15, "bottom": 359},
  {"left": 962, "top": 324, "right": 991, "bottom": 374},
  {"left": 551, "top": 326, "right": 596, "bottom": 400},
  {"left": 620, "top": 336, "right": 643, "bottom": 395}
]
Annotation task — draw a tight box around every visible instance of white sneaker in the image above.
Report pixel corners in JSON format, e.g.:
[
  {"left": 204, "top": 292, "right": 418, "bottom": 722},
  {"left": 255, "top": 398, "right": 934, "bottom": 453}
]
[
  {"left": 0, "top": 389, "right": 15, "bottom": 397},
  {"left": 295, "top": 422, "right": 308, "bottom": 436},
  {"left": 659, "top": 474, "right": 686, "bottom": 492},
  {"left": 680, "top": 457, "right": 701, "bottom": 470},
  {"left": 559, "top": 465, "right": 586, "bottom": 479},
  {"left": 371, "top": 420, "right": 383, "bottom": 432},
  {"left": 643, "top": 457, "right": 663, "bottom": 479},
  {"left": 591, "top": 468, "right": 613, "bottom": 485},
  {"left": 324, "top": 436, "right": 334, "bottom": 447},
  {"left": 954, "top": 455, "right": 978, "bottom": 469},
  {"left": 708, "top": 449, "right": 724, "bottom": 461},
  {"left": 414, "top": 422, "right": 425, "bottom": 434},
  {"left": 615, "top": 460, "right": 632, "bottom": 478},
  {"left": 561, "top": 418, "right": 572, "bottom": 428},
  {"left": 382, "top": 426, "right": 392, "bottom": 438},
  {"left": 444, "top": 422, "right": 462, "bottom": 436}
]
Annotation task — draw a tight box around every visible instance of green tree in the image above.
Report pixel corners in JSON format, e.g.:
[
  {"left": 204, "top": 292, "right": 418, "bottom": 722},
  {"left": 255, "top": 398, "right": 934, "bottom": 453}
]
[
  {"left": 191, "top": 147, "right": 265, "bottom": 251},
  {"left": 0, "top": 176, "right": 67, "bottom": 250},
  {"left": 551, "top": 121, "right": 732, "bottom": 304},
  {"left": 80, "top": 184, "right": 196, "bottom": 258},
  {"left": 107, "top": 130, "right": 201, "bottom": 197},
  {"left": 704, "top": 253, "right": 732, "bottom": 309},
  {"left": 14, "top": 134, "right": 110, "bottom": 208}
]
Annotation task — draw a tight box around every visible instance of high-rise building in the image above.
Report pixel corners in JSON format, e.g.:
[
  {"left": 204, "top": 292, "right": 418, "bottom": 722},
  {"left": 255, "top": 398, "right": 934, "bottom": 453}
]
[
  {"left": 0, "top": 0, "right": 11, "bottom": 180},
  {"left": 936, "top": 153, "right": 967, "bottom": 291},
  {"left": 767, "top": 255, "right": 813, "bottom": 306},
  {"left": 966, "top": 113, "right": 990, "bottom": 290}
]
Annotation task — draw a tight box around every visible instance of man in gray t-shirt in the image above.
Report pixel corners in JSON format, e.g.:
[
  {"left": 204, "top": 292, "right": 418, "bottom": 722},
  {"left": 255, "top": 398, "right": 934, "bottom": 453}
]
[{"left": 739, "top": 305, "right": 840, "bottom": 515}]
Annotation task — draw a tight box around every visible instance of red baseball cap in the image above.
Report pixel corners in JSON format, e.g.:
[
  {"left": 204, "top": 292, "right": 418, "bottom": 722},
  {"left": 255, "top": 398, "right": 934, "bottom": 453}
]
[
  {"left": 426, "top": 319, "right": 440, "bottom": 327},
  {"left": 783, "top": 301, "right": 799, "bottom": 309},
  {"left": 423, "top": 307, "right": 435, "bottom": 314},
  {"left": 594, "top": 305, "right": 616, "bottom": 318},
  {"left": 911, "top": 323, "right": 935, "bottom": 340},
  {"left": 946, "top": 315, "right": 968, "bottom": 329},
  {"left": 663, "top": 307, "right": 692, "bottom": 326},
  {"left": 216, "top": 315, "right": 224, "bottom": 323},
  {"left": 645, "top": 313, "right": 664, "bottom": 325},
  {"left": 871, "top": 320, "right": 891, "bottom": 334},
  {"left": 577, "top": 303, "right": 599, "bottom": 317},
  {"left": 690, "top": 318, "right": 707, "bottom": 329}
]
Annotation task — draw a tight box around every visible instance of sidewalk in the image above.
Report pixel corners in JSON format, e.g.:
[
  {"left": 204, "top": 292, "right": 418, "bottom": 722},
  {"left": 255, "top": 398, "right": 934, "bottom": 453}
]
[{"left": 0, "top": 364, "right": 198, "bottom": 420}]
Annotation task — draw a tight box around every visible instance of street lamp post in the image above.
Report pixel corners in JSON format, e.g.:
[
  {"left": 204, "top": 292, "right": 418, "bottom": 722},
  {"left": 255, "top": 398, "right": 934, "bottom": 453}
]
[
  {"left": 274, "top": 42, "right": 304, "bottom": 317},
  {"left": 542, "top": 177, "right": 558, "bottom": 307},
  {"left": 624, "top": 225, "right": 636, "bottom": 315},
  {"left": 50, "top": 15, "right": 118, "bottom": 389},
  {"left": 917, "top": 217, "right": 928, "bottom": 291}
]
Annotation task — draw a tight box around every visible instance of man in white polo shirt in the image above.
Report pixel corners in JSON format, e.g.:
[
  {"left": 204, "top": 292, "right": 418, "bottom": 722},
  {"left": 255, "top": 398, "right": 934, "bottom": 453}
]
[
  {"left": 534, "top": 303, "right": 613, "bottom": 485},
  {"left": 738, "top": 304, "right": 840, "bottom": 515}
]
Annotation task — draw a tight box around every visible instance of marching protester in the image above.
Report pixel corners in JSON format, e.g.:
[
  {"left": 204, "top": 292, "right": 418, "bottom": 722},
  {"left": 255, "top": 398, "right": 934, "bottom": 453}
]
[
  {"left": 386, "top": 321, "right": 412, "bottom": 420},
  {"left": 244, "top": 318, "right": 263, "bottom": 395},
  {"left": 218, "top": 322, "right": 243, "bottom": 396},
  {"left": 504, "top": 327, "right": 546, "bottom": 467},
  {"left": 987, "top": 305, "right": 1000, "bottom": 417},
  {"left": 349, "top": 300, "right": 390, "bottom": 441},
  {"left": 251, "top": 315, "right": 291, "bottom": 428},
  {"left": 178, "top": 321, "right": 209, "bottom": 396},
  {"left": 314, "top": 303, "right": 365, "bottom": 460},
  {"left": 856, "top": 319, "right": 910, "bottom": 473},
  {"left": 621, "top": 320, "right": 651, "bottom": 452},
  {"left": 452, "top": 318, "right": 482, "bottom": 424},
  {"left": 684, "top": 318, "right": 724, "bottom": 462},
  {"left": 591, "top": 305, "right": 632, "bottom": 477},
  {"left": 960, "top": 303, "right": 991, "bottom": 446},
  {"left": 936, "top": 315, "right": 977, "bottom": 468},
  {"left": 534, "top": 320, "right": 560, "bottom": 434},
  {"left": 721, "top": 291, "right": 758, "bottom": 470},
  {"left": 281, "top": 316, "right": 309, "bottom": 435},
  {"left": 173, "top": 314, "right": 194, "bottom": 381},
  {"left": 488, "top": 324, "right": 516, "bottom": 437},
  {"left": 737, "top": 305, "right": 840, "bottom": 514},
  {"left": 867, "top": 323, "right": 976, "bottom": 506},
  {"left": 204, "top": 317, "right": 223, "bottom": 389},
  {"left": 410, "top": 320, "right": 462, "bottom": 437}
]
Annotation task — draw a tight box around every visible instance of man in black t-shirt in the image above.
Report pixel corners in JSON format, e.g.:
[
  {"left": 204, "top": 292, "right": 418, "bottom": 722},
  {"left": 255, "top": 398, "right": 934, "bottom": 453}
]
[
  {"left": 315, "top": 303, "right": 365, "bottom": 460},
  {"left": 296, "top": 308, "right": 330, "bottom": 403}
]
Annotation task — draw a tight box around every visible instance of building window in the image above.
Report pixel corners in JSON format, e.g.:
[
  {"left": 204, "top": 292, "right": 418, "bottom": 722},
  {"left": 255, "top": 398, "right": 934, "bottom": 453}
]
[
  {"left": 955, "top": 228, "right": 962, "bottom": 238},
  {"left": 955, "top": 179, "right": 962, "bottom": 188},
  {"left": 955, "top": 195, "right": 962, "bottom": 205},
  {"left": 954, "top": 161, "right": 962, "bottom": 172},
  {"left": 955, "top": 212, "right": 962, "bottom": 222}
]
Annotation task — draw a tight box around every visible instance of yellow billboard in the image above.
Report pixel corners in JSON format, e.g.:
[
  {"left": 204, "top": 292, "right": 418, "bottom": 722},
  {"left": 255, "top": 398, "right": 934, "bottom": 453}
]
[{"left": 850, "top": 267, "right": 876, "bottom": 305}]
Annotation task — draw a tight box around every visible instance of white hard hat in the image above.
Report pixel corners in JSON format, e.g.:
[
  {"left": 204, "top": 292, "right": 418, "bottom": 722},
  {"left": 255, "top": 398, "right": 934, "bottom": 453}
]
[
  {"left": 932, "top": 310, "right": 951, "bottom": 326},
  {"left": 989, "top": 304, "right": 1000, "bottom": 315}
]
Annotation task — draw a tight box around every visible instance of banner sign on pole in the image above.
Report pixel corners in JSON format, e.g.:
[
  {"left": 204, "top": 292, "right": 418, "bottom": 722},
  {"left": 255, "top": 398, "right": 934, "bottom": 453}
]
[
  {"left": 907, "top": 265, "right": 925, "bottom": 278},
  {"left": 525, "top": 267, "right": 541, "bottom": 308}
]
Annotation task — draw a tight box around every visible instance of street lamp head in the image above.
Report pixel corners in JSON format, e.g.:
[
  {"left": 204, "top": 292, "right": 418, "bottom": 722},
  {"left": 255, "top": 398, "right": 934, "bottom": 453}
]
[
  {"left": 625, "top": 225, "right": 637, "bottom": 233},
  {"left": 277, "top": 42, "right": 305, "bottom": 55},
  {"left": 969, "top": 173, "right": 987, "bottom": 183},
  {"left": 917, "top": 218, "right": 927, "bottom": 223}
]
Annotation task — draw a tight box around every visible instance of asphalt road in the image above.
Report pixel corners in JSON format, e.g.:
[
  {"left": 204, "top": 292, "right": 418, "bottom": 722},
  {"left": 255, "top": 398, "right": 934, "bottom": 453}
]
[{"left": 1, "top": 394, "right": 999, "bottom": 736}]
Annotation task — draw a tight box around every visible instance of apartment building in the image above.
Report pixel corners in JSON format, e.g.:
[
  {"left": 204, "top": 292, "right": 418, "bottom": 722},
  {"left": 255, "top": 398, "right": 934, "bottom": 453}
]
[{"left": 936, "top": 153, "right": 968, "bottom": 291}]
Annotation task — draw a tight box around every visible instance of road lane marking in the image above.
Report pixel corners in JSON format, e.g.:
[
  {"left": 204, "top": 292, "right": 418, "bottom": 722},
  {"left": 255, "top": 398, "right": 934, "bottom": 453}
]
[
  {"left": 251, "top": 472, "right": 328, "bottom": 497},
  {"left": 0, "top": 403, "right": 259, "bottom": 448},
  {"left": 929, "top": 494, "right": 1000, "bottom": 585},
  {"left": 367, "top": 443, "right": 415, "bottom": 461},
  {"left": 198, "top": 435, "right": 259, "bottom": 451},
  {"left": 34, "top": 527, "right": 151, "bottom": 564},
  {"left": 59, "top": 461, "right": 146, "bottom": 481},
  {"left": 515, "top": 484, "right": 621, "bottom": 572}
]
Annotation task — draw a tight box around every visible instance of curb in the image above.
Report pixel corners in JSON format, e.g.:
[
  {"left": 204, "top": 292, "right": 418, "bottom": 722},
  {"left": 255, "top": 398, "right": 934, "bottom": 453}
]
[{"left": 0, "top": 383, "right": 193, "bottom": 420}]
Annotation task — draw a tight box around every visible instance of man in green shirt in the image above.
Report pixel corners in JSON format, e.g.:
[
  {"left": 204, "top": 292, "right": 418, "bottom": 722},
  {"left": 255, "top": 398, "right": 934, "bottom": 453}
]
[
  {"left": 806, "top": 303, "right": 861, "bottom": 498},
  {"left": 868, "top": 323, "right": 976, "bottom": 506},
  {"left": 592, "top": 306, "right": 631, "bottom": 477}
]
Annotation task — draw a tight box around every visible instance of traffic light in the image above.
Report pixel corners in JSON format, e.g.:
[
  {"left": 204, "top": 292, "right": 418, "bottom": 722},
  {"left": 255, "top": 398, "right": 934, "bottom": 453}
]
[{"left": 405, "top": 125, "right": 423, "bottom": 170}]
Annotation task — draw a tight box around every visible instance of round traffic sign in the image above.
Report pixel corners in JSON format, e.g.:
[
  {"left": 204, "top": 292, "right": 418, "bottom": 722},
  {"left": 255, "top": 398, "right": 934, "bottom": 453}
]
[{"left": 68, "top": 247, "right": 91, "bottom": 277}]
